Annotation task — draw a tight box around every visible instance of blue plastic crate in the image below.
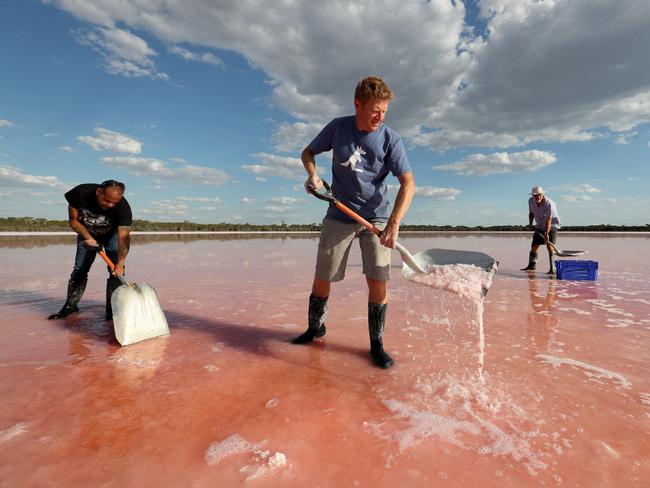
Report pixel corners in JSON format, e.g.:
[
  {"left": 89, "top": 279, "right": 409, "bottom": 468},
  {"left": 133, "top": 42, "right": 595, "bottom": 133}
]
[{"left": 556, "top": 260, "right": 598, "bottom": 281}]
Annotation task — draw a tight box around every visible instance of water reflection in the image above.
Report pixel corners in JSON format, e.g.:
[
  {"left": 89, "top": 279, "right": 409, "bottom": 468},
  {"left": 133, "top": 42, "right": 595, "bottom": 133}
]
[
  {"left": 527, "top": 277, "right": 558, "bottom": 353},
  {"left": 0, "top": 233, "right": 319, "bottom": 248}
]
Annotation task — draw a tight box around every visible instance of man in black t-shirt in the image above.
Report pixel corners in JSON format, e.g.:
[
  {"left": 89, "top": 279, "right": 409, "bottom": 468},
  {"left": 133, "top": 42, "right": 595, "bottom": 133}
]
[{"left": 48, "top": 180, "right": 133, "bottom": 320}]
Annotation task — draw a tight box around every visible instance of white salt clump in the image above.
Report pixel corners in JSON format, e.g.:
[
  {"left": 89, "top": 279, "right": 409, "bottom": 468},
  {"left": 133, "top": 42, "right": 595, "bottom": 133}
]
[
  {"left": 240, "top": 450, "right": 287, "bottom": 480},
  {"left": 405, "top": 263, "right": 494, "bottom": 301},
  {"left": 0, "top": 422, "right": 27, "bottom": 443},
  {"left": 269, "top": 452, "right": 286, "bottom": 467},
  {"left": 266, "top": 397, "right": 280, "bottom": 408},
  {"left": 204, "top": 433, "right": 265, "bottom": 465}
]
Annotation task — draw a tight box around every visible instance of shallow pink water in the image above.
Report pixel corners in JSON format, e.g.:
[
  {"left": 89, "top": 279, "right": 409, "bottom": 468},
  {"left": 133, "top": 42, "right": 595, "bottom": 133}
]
[{"left": 1, "top": 233, "right": 649, "bottom": 487}]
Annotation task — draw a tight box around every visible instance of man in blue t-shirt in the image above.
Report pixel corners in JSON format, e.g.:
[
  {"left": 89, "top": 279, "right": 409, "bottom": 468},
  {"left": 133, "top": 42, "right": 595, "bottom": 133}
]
[
  {"left": 292, "top": 76, "right": 415, "bottom": 369},
  {"left": 48, "top": 180, "right": 132, "bottom": 321}
]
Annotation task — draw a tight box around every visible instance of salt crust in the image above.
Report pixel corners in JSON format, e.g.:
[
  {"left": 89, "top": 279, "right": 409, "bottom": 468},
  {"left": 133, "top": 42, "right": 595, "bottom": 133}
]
[
  {"left": 536, "top": 354, "right": 632, "bottom": 389},
  {"left": 0, "top": 422, "right": 27, "bottom": 443},
  {"left": 204, "top": 433, "right": 287, "bottom": 480}
]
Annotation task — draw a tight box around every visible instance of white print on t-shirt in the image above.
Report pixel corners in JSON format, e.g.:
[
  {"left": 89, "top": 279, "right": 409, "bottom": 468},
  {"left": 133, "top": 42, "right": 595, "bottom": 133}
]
[{"left": 340, "top": 146, "right": 365, "bottom": 173}]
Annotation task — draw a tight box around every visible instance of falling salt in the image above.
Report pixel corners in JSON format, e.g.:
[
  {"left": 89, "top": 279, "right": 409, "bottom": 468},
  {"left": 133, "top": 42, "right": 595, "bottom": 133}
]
[{"left": 405, "top": 263, "right": 496, "bottom": 384}]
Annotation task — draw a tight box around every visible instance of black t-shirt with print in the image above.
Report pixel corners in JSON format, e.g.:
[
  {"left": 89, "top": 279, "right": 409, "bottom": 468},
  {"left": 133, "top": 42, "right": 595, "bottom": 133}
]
[{"left": 65, "top": 184, "right": 132, "bottom": 237}]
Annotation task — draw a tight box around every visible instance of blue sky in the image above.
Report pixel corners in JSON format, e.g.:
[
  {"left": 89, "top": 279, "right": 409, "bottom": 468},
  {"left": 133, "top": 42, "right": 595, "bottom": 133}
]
[{"left": 1, "top": 0, "right": 649, "bottom": 226}]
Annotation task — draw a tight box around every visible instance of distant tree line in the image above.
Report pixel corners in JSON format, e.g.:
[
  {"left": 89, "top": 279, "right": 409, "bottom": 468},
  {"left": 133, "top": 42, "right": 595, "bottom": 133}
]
[{"left": 1, "top": 217, "right": 649, "bottom": 233}]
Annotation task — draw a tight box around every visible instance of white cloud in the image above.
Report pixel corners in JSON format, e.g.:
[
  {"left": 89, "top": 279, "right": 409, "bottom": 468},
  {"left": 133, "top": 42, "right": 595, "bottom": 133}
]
[
  {"left": 169, "top": 157, "right": 187, "bottom": 164},
  {"left": 60, "top": 146, "right": 75, "bottom": 152},
  {"left": 561, "top": 194, "right": 593, "bottom": 203},
  {"left": 169, "top": 46, "right": 223, "bottom": 67},
  {"left": 241, "top": 197, "right": 254, "bottom": 204},
  {"left": 241, "top": 153, "right": 304, "bottom": 180},
  {"left": 263, "top": 206, "right": 289, "bottom": 214},
  {"left": 100, "top": 156, "right": 230, "bottom": 186},
  {"left": 73, "top": 26, "right": 169, "bottom": 80},
  {"left": 557, "top": 183, "right": 602, "bottom": 194},
  {"left": 48, "top": 0, "right": 650, "bottom": 151},
  {"left": 415, "top": 186, "right": 461, "bottom": 200},
  {"left": 614, "top": 131, "right": 637, "bottom": 144},
  {"left": 0, "top": 119, "right": 16, "bottom": 128},
  {"left": 433, "top": 150, "right": 556, "bottom": 176},
  {"left": 272, "top": 122, "right": 323, "bottom": 153},
  {"left": 606, "top": 197, "right": 618, "bottom": 204},
  {"left": 176, "top": 196, "right": 222, "bottom": 203},
  {"left": 0, "top": 165, "right": 63, "bottom": 187},
  {"left": 266, "top": 196, "right": 300, "bottom": 205},
  {"left": 142, "top": 200, "right": 188, "bottom": 216},
  {"left": 79, "top": 127, "right": 142, "bottom": 154},
  {"left": 43, "top": 132, "right": 60, "bottom": 138}
]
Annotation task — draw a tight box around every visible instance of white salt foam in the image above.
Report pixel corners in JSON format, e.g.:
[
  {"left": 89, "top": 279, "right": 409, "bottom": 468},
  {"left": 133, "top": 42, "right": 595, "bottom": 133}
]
[
  {"left": 536, "top": 354, "right": 632, "bottom": 389},
  {"left": 204, "top": 433, "right": 266, "bottom": 466}
]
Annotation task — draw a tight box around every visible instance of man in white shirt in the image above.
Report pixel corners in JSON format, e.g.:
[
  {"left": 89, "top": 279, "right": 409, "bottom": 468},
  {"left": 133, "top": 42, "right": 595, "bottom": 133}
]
[{"left": 521, "top": 186, "right": 561, "bottom": 275}]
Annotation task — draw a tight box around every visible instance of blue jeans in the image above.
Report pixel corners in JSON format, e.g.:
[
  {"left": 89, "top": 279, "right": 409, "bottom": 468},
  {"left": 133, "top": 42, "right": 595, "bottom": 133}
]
[{"left": 70, "top": 233, "right": 119, "bottom": 282}]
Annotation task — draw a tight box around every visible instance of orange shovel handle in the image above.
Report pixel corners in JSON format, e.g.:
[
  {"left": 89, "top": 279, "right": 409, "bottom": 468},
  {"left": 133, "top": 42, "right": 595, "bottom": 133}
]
[
  {"left": 98, "top": 249, "right": 128, "bottom": 286},
  {"left": 333, "top": 201, "right": 382, "bottom": 237}
]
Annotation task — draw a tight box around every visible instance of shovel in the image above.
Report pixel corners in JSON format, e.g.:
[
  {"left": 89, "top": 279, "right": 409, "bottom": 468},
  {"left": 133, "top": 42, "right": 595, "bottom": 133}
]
[
  {"left": 534, "top": 230, "right": 587, "bottom": 257},
  {"left": 307, "top": 180, "right": 498, "bottom": 290},
  {"left": 98, "top": 248, "right": 170, "bottom": 346}
]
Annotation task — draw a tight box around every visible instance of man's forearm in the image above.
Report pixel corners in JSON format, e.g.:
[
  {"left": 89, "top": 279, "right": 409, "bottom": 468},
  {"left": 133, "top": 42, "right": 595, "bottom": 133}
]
[
  {"left": 69, "top": 219, "right": 93, "bottom": 241},
  {"left": 388, "top": 175, "right": 415, "bottom": 225},
  {"left": 301, "top": 147, "right": 317, "bottom": 177}
]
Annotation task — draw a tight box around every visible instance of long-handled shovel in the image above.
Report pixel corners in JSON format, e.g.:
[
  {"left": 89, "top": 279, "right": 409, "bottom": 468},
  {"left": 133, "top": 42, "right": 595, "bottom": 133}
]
[
  {"left": 534, "top": 230, "right": 587, "bottom": 257},
  {"left": 98, "top": 248, "right": 169, "bottom": 346},
  {"left": 307, "top": 180, "right": 498, "bottom": 291}
]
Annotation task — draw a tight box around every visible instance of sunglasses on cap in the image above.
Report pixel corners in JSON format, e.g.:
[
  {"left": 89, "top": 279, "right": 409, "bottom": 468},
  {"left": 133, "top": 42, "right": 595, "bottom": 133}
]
[{"left": 99, "top": 180, "right": 125, "bottom": 191}]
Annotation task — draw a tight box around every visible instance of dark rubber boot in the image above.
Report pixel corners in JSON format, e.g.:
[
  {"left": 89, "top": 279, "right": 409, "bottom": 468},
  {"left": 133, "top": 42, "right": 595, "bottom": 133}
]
[
  {"left": 292, "top": 294, "right": 327, "bottom": 344},
  {"left": 105, "top": 276, "right": 122, "bottom": 320},
  {"left": 48, "top": 278, "right": 87, "bottom": 320},
  {"left": 369, "top": 302, "right": 393, "bottom": 368},
  {"left": 547, "top": 254, "right": 556, "bottom": 275},
  {"left": 521, "top": 251, "right": 538, "bottom": 271}
]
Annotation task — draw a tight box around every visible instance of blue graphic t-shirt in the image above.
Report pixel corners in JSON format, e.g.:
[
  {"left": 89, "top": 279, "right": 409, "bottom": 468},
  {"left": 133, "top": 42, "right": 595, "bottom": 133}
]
[{"left": 309, "top": 116, "right": 411, "bottom": 222}]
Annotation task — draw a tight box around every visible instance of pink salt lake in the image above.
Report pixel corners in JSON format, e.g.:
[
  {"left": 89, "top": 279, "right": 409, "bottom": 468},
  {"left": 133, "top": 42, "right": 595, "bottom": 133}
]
[{"left": 1, "top": 233, "right": 649, "bottom": 487}]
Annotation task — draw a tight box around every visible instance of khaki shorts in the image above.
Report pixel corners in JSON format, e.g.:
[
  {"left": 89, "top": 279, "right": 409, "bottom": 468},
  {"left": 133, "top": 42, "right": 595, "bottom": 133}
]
[{"left": 315, "top": 217, "right": 391, "bottom": 282}]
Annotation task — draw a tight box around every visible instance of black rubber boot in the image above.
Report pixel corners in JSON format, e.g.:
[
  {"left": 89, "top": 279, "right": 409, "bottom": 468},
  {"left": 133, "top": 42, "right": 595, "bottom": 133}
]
[
  {"left": 369, "top": 302, "right": 393, "bottom": 368},
  {"left": 105, "top": 276, "right": 122, "bottom": 320},
  {"left": 521, "top": 251, "right": 538, "bottom": 271},
  {"left": 48, "top": 278, "right": 87, "bottom": 320},
  {"left": 547, "top": 254, "right": 556, "bottom": 275},
  {"left": 292, "top": 294, "right": 328, "bottom": 344}
]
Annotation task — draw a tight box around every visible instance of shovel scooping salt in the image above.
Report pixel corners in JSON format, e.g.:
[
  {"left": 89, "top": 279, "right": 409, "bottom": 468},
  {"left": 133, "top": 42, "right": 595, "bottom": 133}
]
[
  {"left": 401, "top": 249, "right": 498, "bottom": 298},
  {"left": 98, "top": 248, "right": 170, "bottom": 346}
]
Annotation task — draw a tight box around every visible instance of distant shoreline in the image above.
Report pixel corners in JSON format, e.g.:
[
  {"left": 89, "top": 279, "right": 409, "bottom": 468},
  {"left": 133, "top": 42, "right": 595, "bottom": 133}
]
[{"left": 2, "top": 231, "right": 649, "bottom": 236}]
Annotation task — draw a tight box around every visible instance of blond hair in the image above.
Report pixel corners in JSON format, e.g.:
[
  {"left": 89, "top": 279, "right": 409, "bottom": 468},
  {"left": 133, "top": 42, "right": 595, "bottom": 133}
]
[{"left": 354, "top": 76, "right": 393, "bottom": 104}]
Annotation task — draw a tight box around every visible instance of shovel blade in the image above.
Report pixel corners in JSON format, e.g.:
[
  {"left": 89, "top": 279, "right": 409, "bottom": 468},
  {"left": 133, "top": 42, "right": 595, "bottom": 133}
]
[
  {"left": 112, "top": 282, "right": 169, "bottom": 346},
  {"left": 402, "top": 248, "right": 499, "bottom": 295}
]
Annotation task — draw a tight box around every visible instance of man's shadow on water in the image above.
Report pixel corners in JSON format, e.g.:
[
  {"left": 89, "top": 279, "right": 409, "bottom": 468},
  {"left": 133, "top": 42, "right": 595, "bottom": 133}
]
[{"left": 11, "top": 290, "right": 373, "bottom": 365}]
